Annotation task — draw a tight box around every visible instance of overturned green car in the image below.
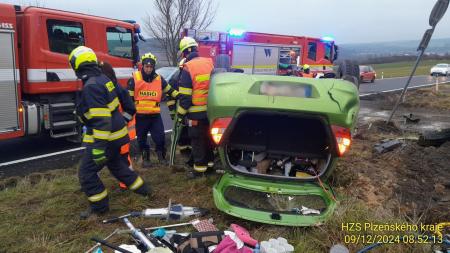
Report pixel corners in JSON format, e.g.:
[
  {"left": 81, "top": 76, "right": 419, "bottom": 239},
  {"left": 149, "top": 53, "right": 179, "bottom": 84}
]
[{"left": 207, "top": 73, "right": 360, "bottom": 226}]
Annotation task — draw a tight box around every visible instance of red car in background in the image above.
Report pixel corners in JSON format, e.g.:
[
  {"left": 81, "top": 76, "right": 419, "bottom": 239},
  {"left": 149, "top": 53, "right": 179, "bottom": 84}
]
[{"left": 360, "top": 65, "right": 376, "bottom": 83}]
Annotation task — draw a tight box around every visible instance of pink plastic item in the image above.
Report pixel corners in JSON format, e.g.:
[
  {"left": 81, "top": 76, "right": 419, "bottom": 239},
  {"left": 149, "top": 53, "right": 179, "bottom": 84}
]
[
  {"left": 215, "top": 236, "right": 253, "bottom": 253},
  {"left": 230, "top": 224, "right": 258, "bottom": 247}
]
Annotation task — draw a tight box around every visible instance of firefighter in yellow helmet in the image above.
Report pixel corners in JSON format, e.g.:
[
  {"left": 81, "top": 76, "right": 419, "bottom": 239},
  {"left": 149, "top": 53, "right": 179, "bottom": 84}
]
[
  {"left": 127, "top": 52, "right": 178, "bottom": 168},
  {"left": 301, "top": 64, "right": 315, "bottom": 78},
  {"left": 176, "top": 37, "right": 215, "bottom": 179},
  {"left": 69, "top": 46, "right": 150, "bottom": 218}
]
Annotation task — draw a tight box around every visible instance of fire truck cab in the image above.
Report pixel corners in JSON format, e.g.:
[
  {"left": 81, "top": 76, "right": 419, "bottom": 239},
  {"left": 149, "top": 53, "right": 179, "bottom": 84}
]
[
  {"left": 183, "top": 28, "right": 338, "bottom": 76},
  {"left": 0, "top": 3, "right": 139, "bottom": 141}
]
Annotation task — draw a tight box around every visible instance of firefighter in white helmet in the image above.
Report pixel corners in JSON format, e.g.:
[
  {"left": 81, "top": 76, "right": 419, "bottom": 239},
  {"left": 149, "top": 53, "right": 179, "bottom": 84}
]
[{"left": 176, "top": 37, "right": 215, "bottom": 179}]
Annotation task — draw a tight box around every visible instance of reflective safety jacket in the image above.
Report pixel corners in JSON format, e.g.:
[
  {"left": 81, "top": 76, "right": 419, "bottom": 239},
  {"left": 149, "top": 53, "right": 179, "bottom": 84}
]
[
  {"left": 128, "top": 70, "right": 178, "bottom": 115},
  {"left": 177, "top": 53, "right": 214, "bottom": 120},
  {"left": 302, "top": 72, "right": 315, "bottom": 78},
  {"left": 76, "top": 73, "right": 129, "bottom": 149},
  {"left": 133, "top": 71, "right": 162, "bottom": 114}
]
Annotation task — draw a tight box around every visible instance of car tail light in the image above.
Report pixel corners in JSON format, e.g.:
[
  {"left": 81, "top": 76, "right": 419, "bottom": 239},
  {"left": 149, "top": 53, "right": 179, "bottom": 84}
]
[
  {"left": 331, "top": 125, "right": 352, "bottom": 156},
  {"left": 210, "top": 117, "right": 232, "bottom": 145}
]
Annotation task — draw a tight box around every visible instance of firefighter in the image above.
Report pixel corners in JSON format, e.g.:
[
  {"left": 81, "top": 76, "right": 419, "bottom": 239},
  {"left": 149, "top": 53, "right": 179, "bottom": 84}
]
[
  {"left": 176, "top": 37, "right": 215, "bottom": 179},
  {"left": 167, "top": 58, "right": 186, "bottom": 120},
  {"left": 128, "top": 52, "right": 178, "bottom": 168},
  {"left": 168, "top": 57, "right": 192, "bottom": 163},
  {"left": 99, "top": 61, "right": 137, "bottom": 190},
  {"left": 69, "top": 46, "right": 150, "bottom": 218},
  {"left": 301, "top": 64, "right": 315, "bottom": 78}
]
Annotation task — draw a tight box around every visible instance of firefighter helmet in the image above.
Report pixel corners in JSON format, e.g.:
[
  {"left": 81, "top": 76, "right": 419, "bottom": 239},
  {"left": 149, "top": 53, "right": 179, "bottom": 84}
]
[
  {"left": 179, "top": 37, "right": 198, "bottom": 53},
  {"left": 303, "top": 64, "right": 310, "bottom": 70},
  {"left": 141, "top": 52, "right": 157, "bottom": 66},
  {"left": 69, "top": 46, "right": 98, "bottom": 71}
]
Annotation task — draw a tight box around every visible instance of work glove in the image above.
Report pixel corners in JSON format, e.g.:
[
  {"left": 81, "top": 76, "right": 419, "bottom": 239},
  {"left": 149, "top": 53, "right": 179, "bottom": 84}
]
[
  {"left": 92, "top": 148, "right": 107, "bottom": 166},
  {"left": 170, "top": 112, "right": 176, "bottom": 121},
  {"left": 175, "top": 114, "right": 185, "bottom": 125}
]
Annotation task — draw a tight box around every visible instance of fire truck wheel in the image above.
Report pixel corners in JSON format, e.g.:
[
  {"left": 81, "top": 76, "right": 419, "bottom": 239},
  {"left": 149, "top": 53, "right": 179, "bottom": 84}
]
[{"left": 338, "top": 60, "right": 360, "bottom": 89}]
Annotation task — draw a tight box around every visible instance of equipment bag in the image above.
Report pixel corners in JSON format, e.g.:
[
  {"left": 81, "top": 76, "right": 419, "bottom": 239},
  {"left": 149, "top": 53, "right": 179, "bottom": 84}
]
[{"left": 176, "top": 231, "right": 225, "bottom": 253}]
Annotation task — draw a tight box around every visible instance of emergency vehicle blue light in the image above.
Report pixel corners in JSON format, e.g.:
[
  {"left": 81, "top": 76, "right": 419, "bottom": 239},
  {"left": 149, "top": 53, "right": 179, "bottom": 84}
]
[
  {"left": 228, "top": 28, "right": 245, "bottom": 37},
  {"left": 321, "top": 36, "right": 335, "bottom": 42}
]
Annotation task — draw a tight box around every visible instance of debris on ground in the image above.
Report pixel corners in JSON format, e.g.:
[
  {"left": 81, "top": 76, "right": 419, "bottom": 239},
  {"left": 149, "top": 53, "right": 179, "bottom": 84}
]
[
  {"left": 88, "top": 220, "right": 278, "bottom": 253},
  {"left": 373, "top": 139, "right": 403, "bottom": 154},
  {"left": 403, "top": 113, "right": 421, "bottom": 124},
  {"left": 339, "top": 118, "right": 450, "bottom": 224}
]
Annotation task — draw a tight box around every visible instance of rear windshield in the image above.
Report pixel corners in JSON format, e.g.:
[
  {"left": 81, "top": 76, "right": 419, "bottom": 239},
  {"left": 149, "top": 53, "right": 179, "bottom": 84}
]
[{"left": 359, "top": 66, "right": 369, "bottom": 72}]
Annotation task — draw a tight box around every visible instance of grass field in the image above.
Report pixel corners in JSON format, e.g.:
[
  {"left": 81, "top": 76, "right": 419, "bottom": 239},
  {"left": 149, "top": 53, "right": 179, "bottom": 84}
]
[
  {"left": 0, "top": 164, "right": 432, "bottom": 252},
  {"left": 369, "top": 59, "right": 450, "bottom": 79}
]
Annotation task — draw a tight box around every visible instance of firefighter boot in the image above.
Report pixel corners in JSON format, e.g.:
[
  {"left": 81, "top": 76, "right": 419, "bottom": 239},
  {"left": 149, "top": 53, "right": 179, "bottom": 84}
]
[
  {"left": 133, "top": 181, "right": 152, "bottom": 197},
  {"left": 157, "top": 151, "right": 168, "bottom": 165},
  {"left": 80, "top": 206, "right": 109, "bottom": 220},
  {"left": 141, "top": 150, "right": 152, "bottom": 168},
  {"left": 187, "top": 170, "right": 204, "bottom": 179}
]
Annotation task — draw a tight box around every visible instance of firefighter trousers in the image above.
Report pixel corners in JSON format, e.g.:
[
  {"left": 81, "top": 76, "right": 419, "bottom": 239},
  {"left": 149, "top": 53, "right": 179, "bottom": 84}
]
[
  {"left": 188, "top": 118, "right": 214, "bottom": 172},
  {"left": 79, "top": 144, "right": 149, "bottom": 212},
  {"left": 135, "top": 114, "right": 165, "bottom": 153}
]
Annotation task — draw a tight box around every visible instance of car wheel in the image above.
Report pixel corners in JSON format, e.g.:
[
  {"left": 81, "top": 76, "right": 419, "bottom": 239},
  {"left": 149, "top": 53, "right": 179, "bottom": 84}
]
[
  {"left": 337, "top": 60, "right": 360, "bottom": 89},
  {"left": 370, "top": 77, "right": 375, "bottom": 83}
]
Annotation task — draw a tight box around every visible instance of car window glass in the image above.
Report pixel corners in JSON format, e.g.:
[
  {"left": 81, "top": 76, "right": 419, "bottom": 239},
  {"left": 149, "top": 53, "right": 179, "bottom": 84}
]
[
  {"left": 47, "top": 19, "right": 84, "bottom": 54},
  {"left": 107, "top": 27, "right": 132, "bottom": 59}
]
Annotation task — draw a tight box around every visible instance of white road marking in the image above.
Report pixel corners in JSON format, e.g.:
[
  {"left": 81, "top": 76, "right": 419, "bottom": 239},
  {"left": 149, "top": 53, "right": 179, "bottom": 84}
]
[{"left": 0, "top": 129, "right": 173, "bottom": 167}]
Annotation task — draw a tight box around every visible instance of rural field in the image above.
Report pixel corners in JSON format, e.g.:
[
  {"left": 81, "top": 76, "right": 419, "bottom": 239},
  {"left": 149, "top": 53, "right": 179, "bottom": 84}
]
[{"left": 370, "top": 59, "right": 450, "bottom": 78}]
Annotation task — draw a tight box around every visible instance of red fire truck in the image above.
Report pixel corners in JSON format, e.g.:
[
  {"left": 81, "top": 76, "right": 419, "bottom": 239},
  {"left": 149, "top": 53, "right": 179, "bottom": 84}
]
[
  {"left": 0, "top": 3, "right": 140, "bottom": 141},
  {"left": 183, "top": 28, "right": 338, "bottom": 76}
]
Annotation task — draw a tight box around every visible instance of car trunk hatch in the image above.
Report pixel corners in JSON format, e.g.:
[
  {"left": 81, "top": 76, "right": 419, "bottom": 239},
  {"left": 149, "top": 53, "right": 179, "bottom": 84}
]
[{"left": 221, "top": 110, "right": 336, "bottom": 180}]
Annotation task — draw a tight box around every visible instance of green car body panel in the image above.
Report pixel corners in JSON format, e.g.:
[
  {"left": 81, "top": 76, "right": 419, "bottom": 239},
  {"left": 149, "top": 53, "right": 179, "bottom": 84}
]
[
  {"left": 213, "top": 173, "right": 337, "bottom": 226},
  {"left": 207, "top": 73, "right": 360, "bottom": 226}
]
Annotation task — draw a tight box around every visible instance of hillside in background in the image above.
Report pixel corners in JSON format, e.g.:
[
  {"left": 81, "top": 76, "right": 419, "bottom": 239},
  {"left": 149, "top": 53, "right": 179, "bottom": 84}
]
[
  {"left": 137, "top": 37, "right": 450, "bottom": 66},
  {"left": 339, "top": 37, "right": 450, "bottom": 60}
]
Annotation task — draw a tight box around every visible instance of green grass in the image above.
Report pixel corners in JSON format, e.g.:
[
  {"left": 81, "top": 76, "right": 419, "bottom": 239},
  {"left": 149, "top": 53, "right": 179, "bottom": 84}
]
[
  {"left": 0, "top": 165, "right": 431, "bottom": 253},
  {"left": 370, "top": 59, "right": 450, "bottom": 79}
]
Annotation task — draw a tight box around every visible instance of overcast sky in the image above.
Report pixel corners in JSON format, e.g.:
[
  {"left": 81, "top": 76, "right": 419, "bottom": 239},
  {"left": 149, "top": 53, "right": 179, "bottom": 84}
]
[{"left": 3, "top": 0, "right": 450, "bottom": 44}]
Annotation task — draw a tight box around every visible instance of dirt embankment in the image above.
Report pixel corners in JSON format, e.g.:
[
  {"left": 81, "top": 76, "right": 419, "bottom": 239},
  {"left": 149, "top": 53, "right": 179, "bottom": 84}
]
[{"left": 336, "top": 85, "right": 450, "bottom": 224}]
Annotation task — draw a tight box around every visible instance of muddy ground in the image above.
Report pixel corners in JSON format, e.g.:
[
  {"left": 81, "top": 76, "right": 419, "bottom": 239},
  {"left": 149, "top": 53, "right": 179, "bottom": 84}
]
[{"left": 335, "top": 85, "right": 450, "bottom": 224}]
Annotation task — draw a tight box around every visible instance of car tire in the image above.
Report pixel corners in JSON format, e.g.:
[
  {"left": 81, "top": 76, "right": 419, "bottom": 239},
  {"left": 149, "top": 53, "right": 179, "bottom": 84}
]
[
  {"left": 337, "top": 60, "right": 360, "bottom": 89},
  {"left": 370, "top": 77, "right": 375, "bottom": 83},
  {"left": 418, "top": 128, "right": 450, "bottom": 147}
]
